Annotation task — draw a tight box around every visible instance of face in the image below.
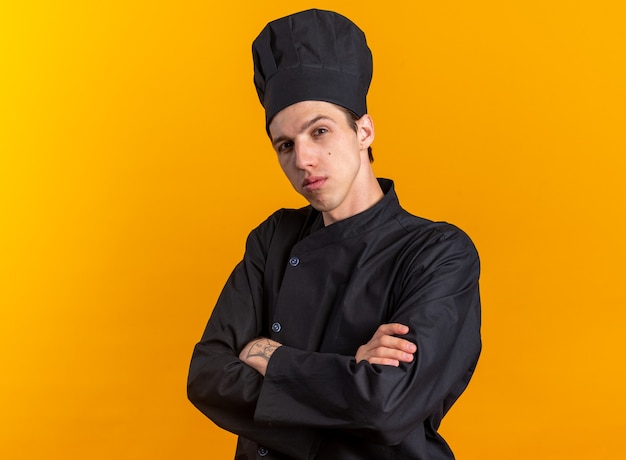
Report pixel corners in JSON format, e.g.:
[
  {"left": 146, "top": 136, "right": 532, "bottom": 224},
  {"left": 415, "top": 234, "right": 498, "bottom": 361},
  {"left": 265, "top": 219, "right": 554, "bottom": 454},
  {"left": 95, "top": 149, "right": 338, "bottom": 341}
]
[{"left": 268, "top": 101, "right": 375, "bottom": 224}]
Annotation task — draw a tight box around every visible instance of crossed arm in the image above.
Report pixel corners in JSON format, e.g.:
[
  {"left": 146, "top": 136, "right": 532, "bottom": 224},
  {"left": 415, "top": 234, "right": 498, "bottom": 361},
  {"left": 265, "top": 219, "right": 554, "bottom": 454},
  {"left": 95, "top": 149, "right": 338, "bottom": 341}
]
[{"left": 239, "top": 323, "right": 417, "bottom": 376}]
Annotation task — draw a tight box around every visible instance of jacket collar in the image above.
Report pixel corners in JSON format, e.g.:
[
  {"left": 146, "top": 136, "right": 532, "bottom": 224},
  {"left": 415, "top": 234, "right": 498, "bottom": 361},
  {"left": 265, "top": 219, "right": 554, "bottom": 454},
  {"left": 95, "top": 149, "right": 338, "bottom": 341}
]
[{"left": 297, "top": 178, "right": 402, "bottom": 246}]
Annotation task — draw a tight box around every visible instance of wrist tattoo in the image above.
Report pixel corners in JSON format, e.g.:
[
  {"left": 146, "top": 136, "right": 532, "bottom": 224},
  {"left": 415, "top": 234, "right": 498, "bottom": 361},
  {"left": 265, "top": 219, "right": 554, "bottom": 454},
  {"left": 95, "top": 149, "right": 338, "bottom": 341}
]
[{"left": 246, "top": 339, "right": 278, "bottom": 362}]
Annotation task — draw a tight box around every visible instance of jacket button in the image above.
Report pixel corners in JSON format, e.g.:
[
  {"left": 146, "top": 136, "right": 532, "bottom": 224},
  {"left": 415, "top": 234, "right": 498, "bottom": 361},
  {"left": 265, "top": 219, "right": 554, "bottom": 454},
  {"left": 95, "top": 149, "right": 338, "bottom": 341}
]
[
  {"left": 258, "top": 446, "right": 268, "bottom": 456},
  {"left": 271, "top": 322, "right": 282, "bottom": 333},
  {"left": 289, "top": 256, "right": 300, "bottom": 266}
]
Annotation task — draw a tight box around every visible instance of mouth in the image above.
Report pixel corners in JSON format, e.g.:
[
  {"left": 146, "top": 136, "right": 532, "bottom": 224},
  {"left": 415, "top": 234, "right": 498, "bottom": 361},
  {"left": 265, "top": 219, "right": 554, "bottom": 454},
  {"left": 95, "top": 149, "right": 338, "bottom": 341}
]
[{"left": 302, "top": 176, "right": 326, "bottom": 192}]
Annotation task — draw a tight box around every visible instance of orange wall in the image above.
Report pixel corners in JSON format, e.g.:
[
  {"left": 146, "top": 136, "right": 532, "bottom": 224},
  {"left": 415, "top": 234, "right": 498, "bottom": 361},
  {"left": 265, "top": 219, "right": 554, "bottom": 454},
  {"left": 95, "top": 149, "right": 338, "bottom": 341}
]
[{"left": 1, "top": 1, "right": 624, "bottom": 458}]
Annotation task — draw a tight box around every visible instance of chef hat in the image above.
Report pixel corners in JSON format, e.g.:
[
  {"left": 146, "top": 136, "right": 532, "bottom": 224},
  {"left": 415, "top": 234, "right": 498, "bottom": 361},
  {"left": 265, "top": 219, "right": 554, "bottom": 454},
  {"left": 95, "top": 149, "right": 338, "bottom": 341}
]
[{"left": 252, "top": 9, "right": 373, "bottom": 129}]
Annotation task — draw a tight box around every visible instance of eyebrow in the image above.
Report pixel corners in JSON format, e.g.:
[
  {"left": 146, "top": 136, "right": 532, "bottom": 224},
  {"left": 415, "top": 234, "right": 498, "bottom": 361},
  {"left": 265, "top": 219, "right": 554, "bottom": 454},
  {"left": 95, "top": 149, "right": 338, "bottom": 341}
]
[{"left": 271, "top": 115, "right": 334, "bottom": 148}]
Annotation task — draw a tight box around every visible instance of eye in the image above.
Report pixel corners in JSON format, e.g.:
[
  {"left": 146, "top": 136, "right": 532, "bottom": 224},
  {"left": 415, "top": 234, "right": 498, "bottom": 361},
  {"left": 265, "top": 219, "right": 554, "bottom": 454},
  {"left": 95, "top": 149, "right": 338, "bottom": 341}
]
[
  {"left": 313, "top": 127, "right": 328, "bottom": 136},
  {"left": 277, "top": 141, "right": 294, "bottom": 153}
]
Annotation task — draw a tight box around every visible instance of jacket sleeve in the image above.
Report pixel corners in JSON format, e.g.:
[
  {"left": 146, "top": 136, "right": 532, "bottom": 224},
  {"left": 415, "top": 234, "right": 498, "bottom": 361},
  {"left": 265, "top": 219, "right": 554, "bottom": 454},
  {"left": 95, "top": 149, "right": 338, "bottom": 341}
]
[
  {"left": 253, "top": 225, "right": 481, "bottom": 446},
  {"left": 187, "top": 213, "right": 321, "bottom": 460}
]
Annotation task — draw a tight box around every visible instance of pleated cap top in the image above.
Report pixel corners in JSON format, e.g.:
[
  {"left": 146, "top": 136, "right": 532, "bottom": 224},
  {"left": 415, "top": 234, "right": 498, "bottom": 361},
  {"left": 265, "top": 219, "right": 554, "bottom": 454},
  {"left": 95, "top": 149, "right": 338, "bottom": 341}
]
[{"left": 252, "top": 9, "right": 373, "bottom": 130}]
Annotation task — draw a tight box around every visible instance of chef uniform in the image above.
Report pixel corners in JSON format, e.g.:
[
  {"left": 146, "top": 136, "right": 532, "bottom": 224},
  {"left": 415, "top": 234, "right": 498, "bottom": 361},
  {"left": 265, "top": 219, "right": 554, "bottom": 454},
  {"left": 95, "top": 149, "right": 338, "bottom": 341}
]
[{"left": 188, "top": 9, "right": 481, "bottom": 460}]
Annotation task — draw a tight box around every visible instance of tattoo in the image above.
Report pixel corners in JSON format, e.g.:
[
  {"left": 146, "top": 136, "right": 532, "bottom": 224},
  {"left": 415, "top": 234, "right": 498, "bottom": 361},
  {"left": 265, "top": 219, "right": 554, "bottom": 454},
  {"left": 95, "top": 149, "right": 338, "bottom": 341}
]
[{"left": 246, "top": 339, "right": 277, "bottom": 362}]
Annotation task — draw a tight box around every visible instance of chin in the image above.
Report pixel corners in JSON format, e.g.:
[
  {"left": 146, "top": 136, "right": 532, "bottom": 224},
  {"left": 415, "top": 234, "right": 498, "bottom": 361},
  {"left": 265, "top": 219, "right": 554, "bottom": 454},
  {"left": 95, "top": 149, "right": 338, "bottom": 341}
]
[{"left": 306, "top": 198, "right": 330, "bottom": 212}]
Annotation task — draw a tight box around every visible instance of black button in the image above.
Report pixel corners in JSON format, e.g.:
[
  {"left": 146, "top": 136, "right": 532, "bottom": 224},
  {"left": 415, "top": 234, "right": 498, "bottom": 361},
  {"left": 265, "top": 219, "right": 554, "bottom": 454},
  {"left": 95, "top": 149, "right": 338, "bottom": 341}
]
[
  {"left": 289, "top": 256, "right": 299, "bottom": 266},
  {"left": 271, "top": 322, "right": 282, "bottom": 333},
  {"left": 258, "top": 446, "right": 268, "bottom": 457}
]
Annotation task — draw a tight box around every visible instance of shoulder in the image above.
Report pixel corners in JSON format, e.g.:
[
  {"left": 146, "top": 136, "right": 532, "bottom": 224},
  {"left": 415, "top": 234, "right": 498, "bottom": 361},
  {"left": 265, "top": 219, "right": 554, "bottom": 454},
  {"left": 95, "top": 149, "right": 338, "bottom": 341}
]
[
  {"left": 397, "top": 208, "right": 474, "bottom": 243},
  {"left": 394, "top": 210, "right": 480, "bottom": 269}
]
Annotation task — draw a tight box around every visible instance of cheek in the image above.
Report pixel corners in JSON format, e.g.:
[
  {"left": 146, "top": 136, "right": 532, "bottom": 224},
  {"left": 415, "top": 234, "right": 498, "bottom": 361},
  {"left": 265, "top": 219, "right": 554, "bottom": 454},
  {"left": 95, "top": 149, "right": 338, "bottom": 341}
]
[
  {"left": 277, "top": 156, "right": 290, "bottom": 172},
  {"left": 278, "top": 159, "right": 298, "bottom": 182},
  {"left": 333, "top": 145, "right": 360, "bottom": 168}
]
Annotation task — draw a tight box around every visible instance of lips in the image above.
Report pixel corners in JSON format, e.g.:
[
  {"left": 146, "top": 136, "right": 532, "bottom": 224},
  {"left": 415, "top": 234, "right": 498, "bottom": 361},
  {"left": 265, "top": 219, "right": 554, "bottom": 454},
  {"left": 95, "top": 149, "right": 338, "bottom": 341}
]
[{"left": 302, "top": 176, "right": 326, "bottom": 192}]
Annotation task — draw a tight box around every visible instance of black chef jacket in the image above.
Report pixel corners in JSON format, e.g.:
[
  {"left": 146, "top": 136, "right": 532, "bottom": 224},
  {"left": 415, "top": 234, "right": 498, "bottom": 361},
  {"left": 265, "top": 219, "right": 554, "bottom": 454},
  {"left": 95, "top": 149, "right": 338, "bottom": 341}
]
[{"left": 188, "top": 179, "right": 481, "bottom": 460}]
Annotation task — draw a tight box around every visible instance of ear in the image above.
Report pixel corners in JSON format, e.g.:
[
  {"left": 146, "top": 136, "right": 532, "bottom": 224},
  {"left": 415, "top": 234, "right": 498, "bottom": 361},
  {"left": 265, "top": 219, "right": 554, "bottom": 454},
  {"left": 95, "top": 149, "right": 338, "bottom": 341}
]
[{"left": 355, "top": 114, "right": 375, "bottom": 150}]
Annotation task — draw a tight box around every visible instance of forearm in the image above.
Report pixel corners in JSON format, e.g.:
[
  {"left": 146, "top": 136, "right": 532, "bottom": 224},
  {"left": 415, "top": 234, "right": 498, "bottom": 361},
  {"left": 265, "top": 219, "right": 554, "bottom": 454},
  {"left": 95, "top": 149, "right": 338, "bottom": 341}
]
[
  {"left": 252, "top": 284, "right": 481, "bottom": 444},
  {"left": 239, "top": 337, "right": 282, "bottom": 376},
  {"left": 188, "top": 342, "right": 262, "bottom": 413},
  {"left": 188, "top": 341, "right": 322, "bottom": 459},
  {"left": 239, "top": 323, "right": 416, "bottom": 377}
]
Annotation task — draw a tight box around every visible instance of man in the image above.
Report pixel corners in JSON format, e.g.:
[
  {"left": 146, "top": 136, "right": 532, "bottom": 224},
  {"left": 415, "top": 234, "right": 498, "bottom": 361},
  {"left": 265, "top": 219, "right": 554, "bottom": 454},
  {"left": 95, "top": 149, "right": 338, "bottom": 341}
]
[{"left": 188, "top": 9, "right": 481, "bottom": 460}]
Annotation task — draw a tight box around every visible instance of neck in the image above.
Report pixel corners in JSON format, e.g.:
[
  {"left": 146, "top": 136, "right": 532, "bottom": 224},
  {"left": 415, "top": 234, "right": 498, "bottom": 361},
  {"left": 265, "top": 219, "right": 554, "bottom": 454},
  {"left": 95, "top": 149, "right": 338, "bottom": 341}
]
[{"left": 322, "top": 172, "right": 383, "bottom": 226}]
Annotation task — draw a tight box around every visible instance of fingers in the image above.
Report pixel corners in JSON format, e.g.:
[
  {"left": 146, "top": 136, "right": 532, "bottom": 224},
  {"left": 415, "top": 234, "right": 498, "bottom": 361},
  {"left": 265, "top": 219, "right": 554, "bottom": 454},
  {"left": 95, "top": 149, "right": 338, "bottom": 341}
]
[
  {"left": 355, "top": 323, "right": 417, "bottom": 366},
  {"left": 376, "top": 333, "right": 417, "bottom": 354},
  {"left": 373, "top": 323, "right": 410, "bottom": 338},
  {"left": 355, "top": 345, "right": 413, "bottom": 366},
  {"left": 366, "top": 357, "right": 402, "bottom": 367},
  {"left": 365, "top": 345, "right": 415, "bottom": 366},
  {"left": 367, "top": 336, "right": 415, "bottom": 362},
  {"left": 370, "top": 324, "right": 416, "bottom": 355}
]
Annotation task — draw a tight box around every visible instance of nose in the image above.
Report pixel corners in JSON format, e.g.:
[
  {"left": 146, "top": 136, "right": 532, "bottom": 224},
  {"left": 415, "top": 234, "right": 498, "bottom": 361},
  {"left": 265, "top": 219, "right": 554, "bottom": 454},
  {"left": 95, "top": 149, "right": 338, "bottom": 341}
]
[{"left": 294, "top": 140, "right": 317, "bottom": 170}]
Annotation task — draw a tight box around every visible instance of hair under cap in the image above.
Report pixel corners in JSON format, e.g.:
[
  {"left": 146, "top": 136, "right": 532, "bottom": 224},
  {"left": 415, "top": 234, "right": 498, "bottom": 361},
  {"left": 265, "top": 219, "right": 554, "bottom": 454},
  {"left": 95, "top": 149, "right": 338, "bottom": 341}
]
[{"left": 252, "top": 9, "right": 373, "bottom": 130}]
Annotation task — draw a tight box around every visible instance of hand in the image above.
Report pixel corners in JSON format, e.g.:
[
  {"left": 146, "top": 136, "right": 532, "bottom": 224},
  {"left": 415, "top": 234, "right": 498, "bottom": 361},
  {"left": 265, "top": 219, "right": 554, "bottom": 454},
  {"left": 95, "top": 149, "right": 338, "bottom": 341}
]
[
  {"left": 356, "top": 323, "right": 417, "bottom": 367},
  {"left": 239, "top": 337, "right": 282, "bottom": 376}
]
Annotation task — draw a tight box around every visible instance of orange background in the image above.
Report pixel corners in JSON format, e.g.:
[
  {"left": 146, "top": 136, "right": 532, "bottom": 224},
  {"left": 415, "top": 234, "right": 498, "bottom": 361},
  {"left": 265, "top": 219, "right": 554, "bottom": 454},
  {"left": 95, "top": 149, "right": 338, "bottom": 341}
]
[{"left": 1, "top": 1, "right": 625, "bottom": 458}]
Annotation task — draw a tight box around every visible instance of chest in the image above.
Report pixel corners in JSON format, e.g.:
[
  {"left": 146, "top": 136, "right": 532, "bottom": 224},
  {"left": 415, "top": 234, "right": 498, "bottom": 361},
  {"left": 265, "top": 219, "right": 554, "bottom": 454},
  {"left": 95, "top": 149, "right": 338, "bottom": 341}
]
[{"left": 263, "top": 231, "right": 413, "bottom": 354}]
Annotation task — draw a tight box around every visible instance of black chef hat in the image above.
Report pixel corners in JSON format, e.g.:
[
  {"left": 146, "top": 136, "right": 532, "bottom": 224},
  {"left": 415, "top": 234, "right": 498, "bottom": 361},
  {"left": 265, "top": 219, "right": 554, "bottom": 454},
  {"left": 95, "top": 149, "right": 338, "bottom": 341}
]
[{"left": 252, "top": 9, "right": 373, "bottom": 130}]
